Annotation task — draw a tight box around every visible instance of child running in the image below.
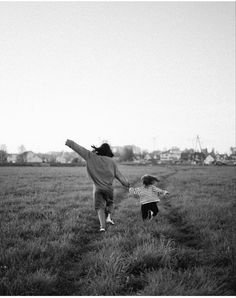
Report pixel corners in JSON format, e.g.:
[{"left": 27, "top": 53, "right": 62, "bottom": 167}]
[
  {"left": 65, "top": 140, "right": 130, "bottom": 232},
  {"left": 129, "top": 174, "right": 169, "bottom": 221}
]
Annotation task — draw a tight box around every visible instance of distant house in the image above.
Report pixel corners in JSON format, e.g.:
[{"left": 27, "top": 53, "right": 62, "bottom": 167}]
[
  {"left": 192, "top": 152, "right": 205, "bottom": 164},
  {"left": 170, "top": 147, "right": 181, "bottom": 160},
  {"left": 7, "top": 154, "right": 18, "bottom": 163},
  {"left": 56, "top": 155, "right": 67, "bottom": 163},
  {"left": 204, "top": 154, "right": 215, "bottom": 165},
  {"left": 160, "top": 151, "right": 172, "bottom": 162},
  {"left": 215, "top": 153, "right": 228, "bottom": 162},
  {"left": 27, "top": 151, "right": 43, "bottom": 163},
  {"left": 144, "top": 153, "right": 152, "bottom": 161},
  {"left": 151, "top": 151, "right": 161, "bottom": 160},
  {"left": 20, "top": 151, "right": 43, "bottom": 163},
  {"left": 160, "top": 147, "right": 181, "bottom": 163},
  {"left": 230, "top": 154, "right": 236, "bottom": 161}
]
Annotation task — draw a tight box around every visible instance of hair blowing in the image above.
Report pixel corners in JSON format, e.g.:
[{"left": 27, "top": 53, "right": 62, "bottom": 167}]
[{"left": 91, "top": 143, "right": 114, "bottom": 158}]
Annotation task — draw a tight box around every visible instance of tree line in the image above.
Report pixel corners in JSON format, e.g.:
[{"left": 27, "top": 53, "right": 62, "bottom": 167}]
[{"left": 0, "top": 144, "right": 236, "bottom": 165}]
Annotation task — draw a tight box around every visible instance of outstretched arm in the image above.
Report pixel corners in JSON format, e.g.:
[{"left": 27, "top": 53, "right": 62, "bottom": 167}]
[
  {"left": 152, "top": 185, "right": 169, "bottom": 196},
  {"left": 65, "top": 139, "right": 91, "bottom": 161},
  {"left": 114, "top": 166, "right": 130, "bottom": 188}
]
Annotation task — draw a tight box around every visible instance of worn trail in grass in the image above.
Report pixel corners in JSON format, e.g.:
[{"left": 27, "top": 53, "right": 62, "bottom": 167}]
[
  {"left": 55, "top": 186, "right": 130, "bottom": 295},
  {"left": 152, "top": 168, "right": 204, "bottom": 249},
  {"left": 159, "top": 167, "right": 236, "bottom": 295}
]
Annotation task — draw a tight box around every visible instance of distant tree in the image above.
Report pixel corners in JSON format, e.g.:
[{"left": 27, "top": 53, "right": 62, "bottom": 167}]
[
  {"left": 0, "top": 150, "right": 7, "bottom": 164},
  {"left": 113, "top": 150, "right": 121, "bottom": 158},
  {"left": 210, "top": 148, "right": 216, "bottom": 158},
  {"left": 181, "top": 152, "right": 191, "bottom": 161},
  {"left": 141, "top": 150, "right": 148, "bottom": 159},
  {"left": 120, "top": 146, "right": 135, "bottom": 162},
  {"left": 0, "top": 145, "right": 8, "bottom": 164},
  {"left": 201, "top": 148, "right": 208, "bottom": 156},
  {"left": 230, "top": 147, "right": 236, "bottom": 155},
  {"left": 49, "top": 154, "right": 57, "bottom": 163},
  {"left": 37, "top": 153, "right": 51, "bottom": 163},
  {"left": 183, "top": 148, "right": 194, "bottom": 154},
  {"left": 0, "top": 144, "right": 7, "bottom": 152},
  {"left": 18, "top": 145, "right": 26, "bottom": 154},
  {"left": 16, "top": 153, "right": 25, "bottom": 163},
  {"left": 63, "top": 152, "right": 75, "bottom": 163},
  {"left": 71, "top": 157, "right": 82, "bottom": 165},
  {"left": 72, "top": 157, "right": 79, "bottom": 163}
]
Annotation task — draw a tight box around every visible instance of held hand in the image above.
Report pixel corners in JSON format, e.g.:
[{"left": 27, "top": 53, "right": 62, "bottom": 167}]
[{"left": 164, "top": 190, "right": 169, "bottom": 196}]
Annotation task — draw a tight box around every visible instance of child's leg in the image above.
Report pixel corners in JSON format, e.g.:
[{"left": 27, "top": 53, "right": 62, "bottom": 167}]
[
  {"left": 142, "top": 203, "right": 158, "bottom": 221},
  {"left": 141, "top": 204, "right": 149, "bottom": 220},
  {"left": 151, "top": 202, "right": 159, "bottom": 217},
  {"left": 93, "top": 188, "right": 107, "bottom": 230},
  {"left": 105, "top": 207, "right": 109, "bottom": 219}
]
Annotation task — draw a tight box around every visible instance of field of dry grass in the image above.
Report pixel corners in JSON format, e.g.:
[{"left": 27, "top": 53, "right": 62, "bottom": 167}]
[{"left": 0, "top": 165, "right": 235, "bottom": 295}]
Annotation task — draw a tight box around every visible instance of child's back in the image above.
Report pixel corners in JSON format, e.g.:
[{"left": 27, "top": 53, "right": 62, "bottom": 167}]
[
  {"left": 129, "top": 174, "right": 168, "bottom": 221},
  {"left": 130, "top": 185, "right": 163, "bottom": 205}
]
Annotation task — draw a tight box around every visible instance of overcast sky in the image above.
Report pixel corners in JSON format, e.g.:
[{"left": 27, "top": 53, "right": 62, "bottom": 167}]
[{"left": 0, "top": 1, "right": 235, "bottom": 154}]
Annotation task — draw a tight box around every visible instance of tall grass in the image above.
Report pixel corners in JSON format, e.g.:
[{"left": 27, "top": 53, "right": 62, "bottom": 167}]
[{"left": 0, "top": 165, "right": 235, "bottom": 295}]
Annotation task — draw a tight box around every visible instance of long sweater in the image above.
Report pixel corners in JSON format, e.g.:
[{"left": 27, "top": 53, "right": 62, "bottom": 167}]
[{"left": 66, "top": 140, "right": 129, "bottom": 192}]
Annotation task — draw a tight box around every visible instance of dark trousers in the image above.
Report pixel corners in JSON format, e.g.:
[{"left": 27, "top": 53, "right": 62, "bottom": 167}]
[{"left": 141, "top": 202, "right": 159, "bottom": 220}]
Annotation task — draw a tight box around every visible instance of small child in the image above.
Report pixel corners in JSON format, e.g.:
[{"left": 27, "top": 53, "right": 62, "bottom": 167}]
[{"left": 129, "top": 174, "right": 169, "bottom": 221}]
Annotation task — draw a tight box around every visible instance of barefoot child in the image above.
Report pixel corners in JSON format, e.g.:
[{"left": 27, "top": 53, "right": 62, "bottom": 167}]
[
  {"left": 129, "top": 174, "right": 169, "bottom": 220},
  {"left": 65, "top": 140, "right": 130, "bottom": 232}
]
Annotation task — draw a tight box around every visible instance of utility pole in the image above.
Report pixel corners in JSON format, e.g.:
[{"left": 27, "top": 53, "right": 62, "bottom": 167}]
[{"left": 194, "top": 135, "right": 204, "bottom": 164}]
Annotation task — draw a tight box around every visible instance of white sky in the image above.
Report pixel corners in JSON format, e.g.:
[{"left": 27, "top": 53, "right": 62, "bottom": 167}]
[{"left": 0, "top": 1, "right": 235, "bottom": 154}]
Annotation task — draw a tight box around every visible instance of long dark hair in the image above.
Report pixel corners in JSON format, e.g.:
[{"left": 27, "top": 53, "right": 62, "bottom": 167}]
[{"left": 91, "top": 143, "right": 114, "bottom": 158}]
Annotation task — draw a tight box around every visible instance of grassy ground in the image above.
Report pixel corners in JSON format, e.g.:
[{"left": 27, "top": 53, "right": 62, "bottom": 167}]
[{"left": 0, "top": 165, "right": 235, "bottom": 295}]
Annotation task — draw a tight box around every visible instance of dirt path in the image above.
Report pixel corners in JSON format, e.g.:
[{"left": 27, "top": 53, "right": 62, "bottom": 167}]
[
  {"left": 164, "top": 203, "right": 203, "bottom": 249},
  {"left": 159, "top": 167, "right": 235, "bottom": 295},
  {"left": 160, "top": 167, "right": 204, "bottom": 249}
]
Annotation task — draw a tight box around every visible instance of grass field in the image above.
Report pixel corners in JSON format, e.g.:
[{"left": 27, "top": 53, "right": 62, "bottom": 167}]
[{"left": 0, "top": 165, "right": 235, "bottom": 295}]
